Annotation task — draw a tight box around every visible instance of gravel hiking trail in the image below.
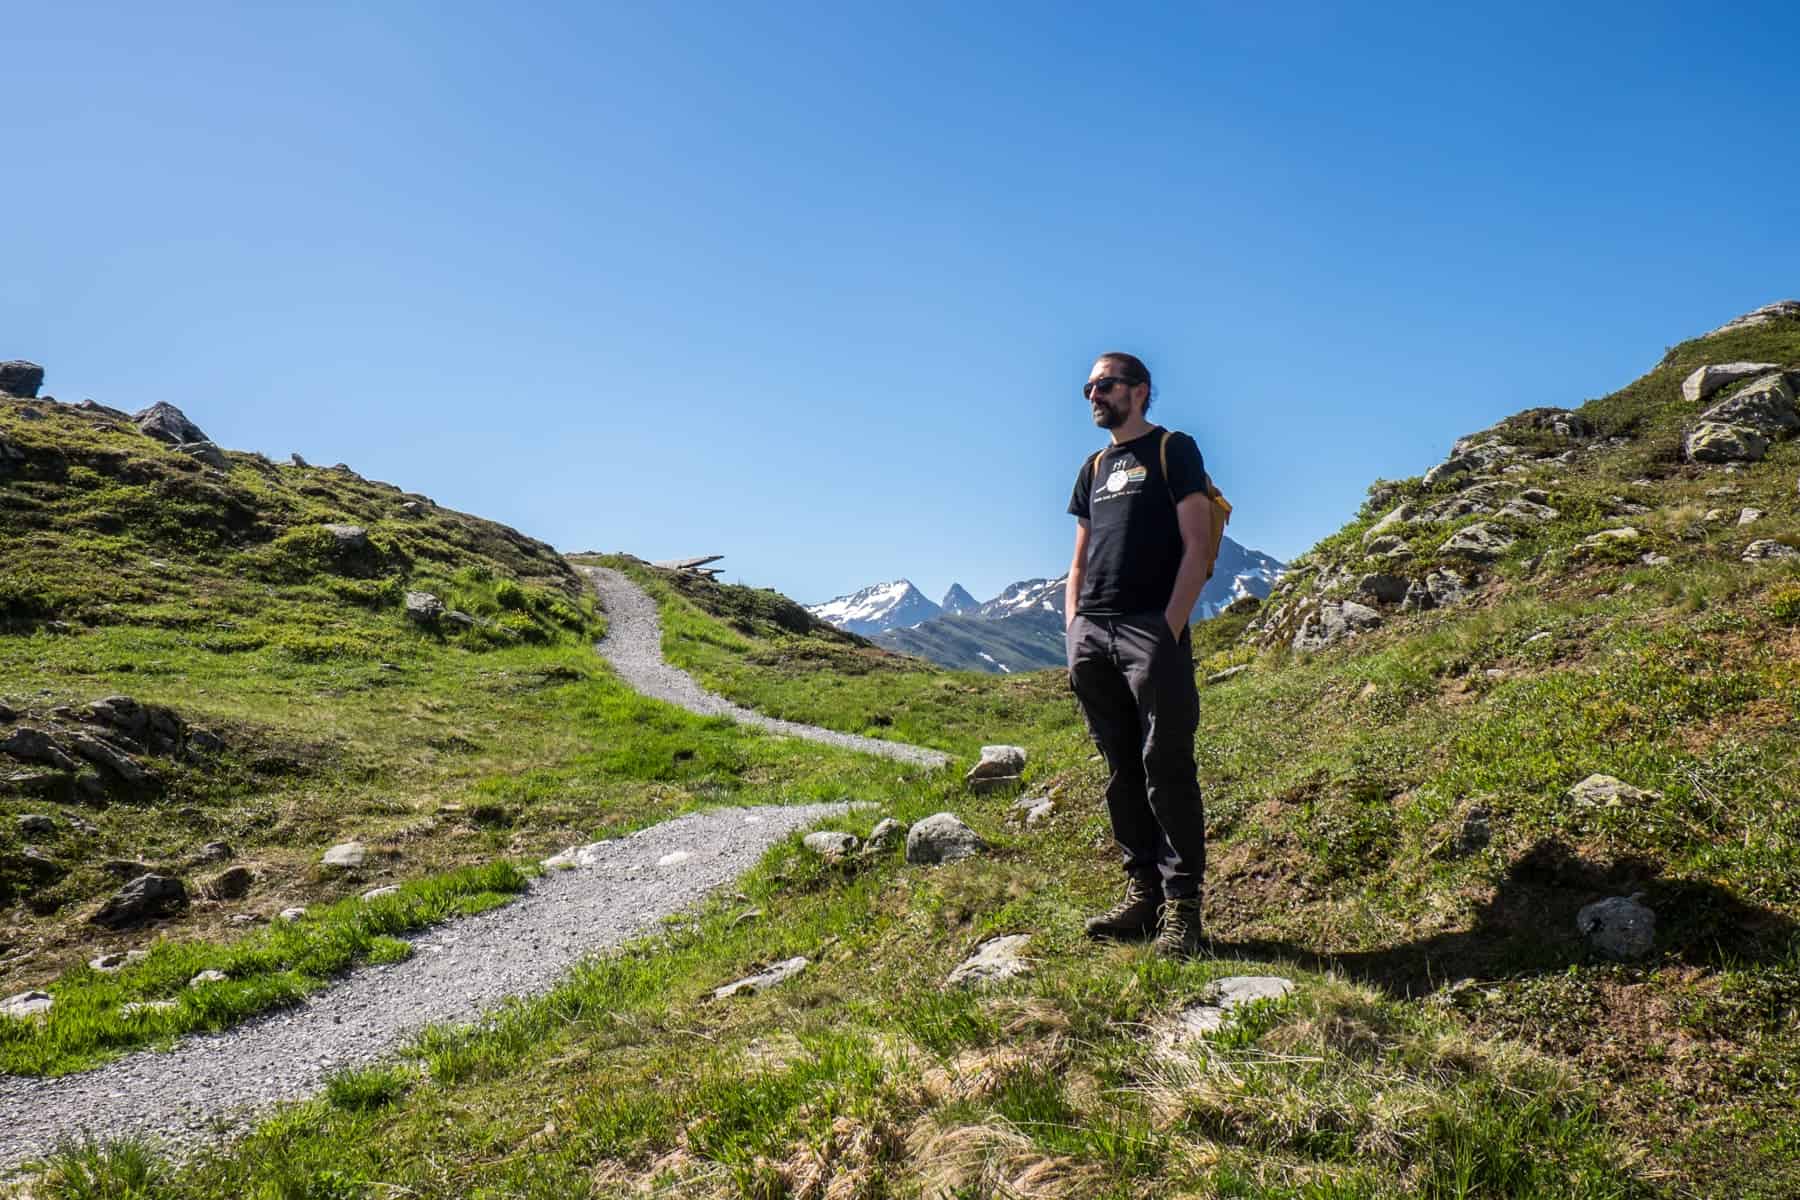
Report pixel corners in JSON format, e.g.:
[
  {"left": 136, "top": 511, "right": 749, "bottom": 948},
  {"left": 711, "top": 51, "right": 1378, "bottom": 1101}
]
[
  {"left": 0, "top": 803, "right": 846, "bottom": 1171},
  {"left": 579, "top": 564, "right": 952, "bottom": 769}
]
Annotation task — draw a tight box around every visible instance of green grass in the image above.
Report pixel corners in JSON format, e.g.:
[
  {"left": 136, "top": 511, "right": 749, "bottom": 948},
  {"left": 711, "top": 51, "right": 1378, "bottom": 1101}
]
[
  {"left": 10, "top": 314, "right": 1800, "bottom": 1194},
  {"left": 0, "top": 861, "right": 528, "bottom": 1075}
]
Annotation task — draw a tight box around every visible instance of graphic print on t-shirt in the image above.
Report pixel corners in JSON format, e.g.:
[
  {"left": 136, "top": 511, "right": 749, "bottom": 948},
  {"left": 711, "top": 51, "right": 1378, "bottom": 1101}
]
[{"left": 1097, "top": 457, "right": 1149, "bottom": 501}]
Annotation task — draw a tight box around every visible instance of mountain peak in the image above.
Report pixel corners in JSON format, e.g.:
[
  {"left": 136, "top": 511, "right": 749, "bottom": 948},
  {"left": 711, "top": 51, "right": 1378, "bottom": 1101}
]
[
  {"left": 941, "top": 583, "right": 979, "bottom": 614},
  {"left": 805, "top": 579, "right": 941, "bottom": 636}
]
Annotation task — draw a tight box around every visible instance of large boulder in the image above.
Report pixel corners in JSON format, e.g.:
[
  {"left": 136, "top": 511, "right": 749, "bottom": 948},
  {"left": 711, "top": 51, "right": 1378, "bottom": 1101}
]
[
  {"left": 1703, "top": 301, "right": 1800, "bottom": 338},
  {"left": 1354, "top": 573, "right": 1409, "bottom": 605},
  {"left": 1681, "top": 362, "right": 1780, "bottom": 404},
  {"left": 0, "top": 361, "right": 44, "bottom": 398},
  {"left": 90, "top": 873, "right": 189, "bottom": 928},
  {"left": 1438, "top": 522, "right": 1516, "bottom": 561},
  {"left": 1292, "top": 601, "right": 1381, "bottom": 652},
  {"left": 1697, "top": 373, "right": 1800, "bottom": 439},
  {"left": 324, "top": 524, "right": 369, "bottom": 551},
  {"left": 175, "top": 441, "right": 229, "bottom": 470},
  {"left": 1, "top": 727, "right": 77, "bottom": 771},
  {"left": 321, "top": 841, "right": 368, "bottom": 869},
  {"left": 1362, "top": 503, "right": 1414, "bottom": 544},
  {"left": 1685, "top": 422, "right": 1769, "bottom": 463},
  {"left": 905, "top": 812, "right": 987, "bottom": 865},
  {"left": 134, "top": 402, "right": 209, "bottom": 446},
  {"left": 966, "top": 744, "right": 1026, "bottom": 793}
]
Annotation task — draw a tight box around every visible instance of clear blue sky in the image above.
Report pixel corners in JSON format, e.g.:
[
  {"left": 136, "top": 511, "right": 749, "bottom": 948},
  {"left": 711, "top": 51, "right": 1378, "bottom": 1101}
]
[{"left": 7, "top": 3, "right": 1799, "bottom": 606}]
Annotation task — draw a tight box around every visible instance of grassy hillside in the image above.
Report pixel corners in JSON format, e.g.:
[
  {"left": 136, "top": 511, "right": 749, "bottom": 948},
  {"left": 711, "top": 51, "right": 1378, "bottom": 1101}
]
[{"left": 7, "top": 306, "right": 1800, "bottom": 1198}]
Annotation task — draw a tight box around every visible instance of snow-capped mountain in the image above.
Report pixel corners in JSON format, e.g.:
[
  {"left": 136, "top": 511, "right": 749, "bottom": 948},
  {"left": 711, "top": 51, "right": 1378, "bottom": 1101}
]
[
  {"left": 867, "top": 535, "right": 1286, "bottom": 673},
  {"left": 805, "top": 579, "right": 942, "bottom": 636},
  {"left": 941, "top": 583, "right": 979, "bottom": 615},
  {"left": 975, "top": 577, "right": 1067, "bottom": 620}
]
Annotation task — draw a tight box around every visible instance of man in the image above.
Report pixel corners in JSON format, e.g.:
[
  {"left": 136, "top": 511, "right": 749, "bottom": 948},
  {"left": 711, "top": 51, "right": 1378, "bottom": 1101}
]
[{"left": 1065, "top": 351, "right": 1215, "bottom": 958}]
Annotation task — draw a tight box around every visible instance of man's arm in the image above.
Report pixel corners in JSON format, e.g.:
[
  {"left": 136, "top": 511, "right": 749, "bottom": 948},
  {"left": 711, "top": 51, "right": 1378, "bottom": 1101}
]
[
  {"left": 1163, "top": 493, "right": 1216, "bottom": 637},
  {"left": 1065, "top": 519, "right": 1090, "bottom": 631}
]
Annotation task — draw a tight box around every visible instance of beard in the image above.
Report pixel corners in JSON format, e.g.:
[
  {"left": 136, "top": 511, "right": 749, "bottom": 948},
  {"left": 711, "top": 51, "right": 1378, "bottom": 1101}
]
[{"left": 1091, "top": 400, "right": 1125, "bottom": 429}]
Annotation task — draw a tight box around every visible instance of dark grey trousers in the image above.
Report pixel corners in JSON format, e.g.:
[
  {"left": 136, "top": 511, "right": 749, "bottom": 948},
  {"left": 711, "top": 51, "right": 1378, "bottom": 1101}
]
[{"left": 1067, "top": 611, "right": 1207, "bottom": 901}]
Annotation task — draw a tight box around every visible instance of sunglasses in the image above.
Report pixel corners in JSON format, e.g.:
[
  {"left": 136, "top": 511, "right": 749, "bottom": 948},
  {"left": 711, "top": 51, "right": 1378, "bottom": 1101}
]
[{"left": 1084, "top": 375, "right": 1139, "bottom": 399}]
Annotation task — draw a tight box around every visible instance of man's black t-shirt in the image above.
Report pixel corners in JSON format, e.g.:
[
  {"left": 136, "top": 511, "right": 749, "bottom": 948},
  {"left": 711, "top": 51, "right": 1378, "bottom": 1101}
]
[{"left": 1067, "top": 426, "right": 1207, "bottom": 617}]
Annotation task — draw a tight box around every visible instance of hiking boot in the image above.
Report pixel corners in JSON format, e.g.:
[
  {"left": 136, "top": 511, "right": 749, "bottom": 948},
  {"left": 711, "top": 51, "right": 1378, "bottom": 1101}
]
[
  {"left": 1083, "top": 878, "right": 1162, "bottom": 941},
  {"left": 1151, "top": 897, "right": 1206, "bottom": 959}
]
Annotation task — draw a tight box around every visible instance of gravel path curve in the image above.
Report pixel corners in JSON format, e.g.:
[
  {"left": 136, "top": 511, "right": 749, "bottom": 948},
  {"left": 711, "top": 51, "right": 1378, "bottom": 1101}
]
[
  {"left": 581, "top": 565, "right": 952, "bottom": 769},
  {"left": 0, "top": 802, "right": 845, "bottom": 1171}
]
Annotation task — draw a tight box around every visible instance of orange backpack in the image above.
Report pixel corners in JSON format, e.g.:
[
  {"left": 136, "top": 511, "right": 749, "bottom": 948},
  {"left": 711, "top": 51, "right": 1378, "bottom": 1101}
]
[{"left": 1088, "top": 429, "right": 1233, "bottom": 580}]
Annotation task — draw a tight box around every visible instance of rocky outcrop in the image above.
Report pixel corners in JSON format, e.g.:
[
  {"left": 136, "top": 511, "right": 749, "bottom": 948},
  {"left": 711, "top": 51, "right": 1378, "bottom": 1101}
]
[
  {"left": 1685, "top": 421, "right": 1768, "bottom": 463},
  {"left": 1401, "top": 570, "right": 1472, "bottom": 612},
  {"left": 1742, "top": 540, "right": 1800, "bottom": 563},
  {"left": 0, "top": 361, "right": 44, "bottom": 398},
  {"left": 1681, "top": 362, "right": 1780, "bottom": 404},
  {"left": 405, "top": 592, "right": 445, "bottom": 625},
  {"left": 1700, "top": 372, "right": 1800, "bottom": 436},
  {"left": 91, "top": 873, "right": 188, "bottom": 928},
  {"left": 174, "top": 441, "right": 229, "bottom": 470},
  {"left": 1293, "top": 600, "right": 1381, "bottom": 651},
  {"left": 133, "top": 402, "right": 209, "bottom": 446},
  {"left": 1438, "top": 522, "right": 1515, "bottom": 561},
  {"left": 1702, "top": 300, "right": 1800, "bottom": 338}
]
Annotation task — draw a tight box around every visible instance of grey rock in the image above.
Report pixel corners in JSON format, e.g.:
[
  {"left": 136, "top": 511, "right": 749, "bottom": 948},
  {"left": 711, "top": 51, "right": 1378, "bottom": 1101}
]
[
  {"left": 1426, "top": 571, "right": 1471, "bottom": 608},
  {"left": 360, "top": 886, "right": 400, "bottom": 901},
  {"left": 945, "top": 934, "right": 1033, "bottom": 989},
  {"left": 713, "top": 955, "right": 808, "bottom": 999},
  {"left": 1166, "top": 976, "right": 1296, "bottom": 1041},
  {"left": 320, "top": 841, "right": 367, "bottom": 869},
  {"left": 175, "top": 441, "right": 229, "bottom": 469},
  {"left": 1454, "top": 807, "right": 1492, "bottom": 855},
  {"left": 1354, "top": 573, "right": 1409, "bottom": 605},
  {"left": 186, "top": 729, "right": 226, "bottom": 758},
  {"left": 189, "top": 970, "right": 228, "bottom": 987},
  {"left": 1, "top": 990, "right": 53, "bottom": 1020},
  {"left": 0, "top": 435, "right": 25, "bottom": 472},
  {"left": 206, "top": 866, "right": 255, "bottom": 900},
  {"left": 1, "top": 727, "right": 77, "bottom": 771},
  {"left": 802, "top": 831, "right": 860, "bottom": 858},
  {"left": 133, "top": 402, "right": 208, "bottom": 446},
  {"left": 1439, "top": 522, "right": 1516, "bottom": 561},
  {"left": 1362, "top": 503, "right": 1415, "bottom": 543},
  {"left": 1641, "top": 553, "right": 1673, "bottom": 566},
  {"left": 288, "top": 453, "right": 309, "bottom": 468},
  {"left": 196, "top": 841, "right": 233, "bottom": 863},
  {"left": 1581, "top": 527, "right": 1641, "bottom": 548},
  {"left": 1205, "top": 664, "right": 1250, "bottom": 685},
  {"left": 1577, "top": 895, "right": 1655, "bottom": 960},
  {"left": 91, "top": 874, "right": 188, "bottom": 928},
  {"left": 0, "top": 361, "right": 45, "bottom": 398},
  {"left": 404, "top": 592, "right": 445, "bottom": 626},
  {"left": 19, "top": 846, "right": 64, "bottom": 879},
  {"left": 967, "top": 745, "right": 1027, "bottom": 781},
  {"left": 88, "top": 952, "right": 130, "bottom": 971},
  {"left": 443, "top": 610, "right": 479, "bottom": 629},
  {"left": 1423, "top": 455, "right": 1479, "bottom": 487},
  {"left": 1497, "top": 497, "right": 1559, "bottom": 524},
  {"left": 66, "top": 733, "right": 152, "bottom": 786},
  {"left": 1685, "top": 421, "right": 1769, "bottom": 463},
  {"left": 1292, "top": 601, "right": 1381, "bottom": 652},
  {"left": 906, "top": 812, "right": 988, "bottom": 865},
  {"left": 17, "top": 813, "right": 54, "bottom": 837},
  {"left": 1363, "top": 534, "right": 1414, "bottom": 560},
  {"left": 1698, "top": 373, "right": 1800, "bottom": 438},
  {"left": 1703, "top": 301, "right": 1800, "bottom": 338},
  {"left": 1738, "top": 508, "right": 1764, "bottom": 526},
  {"left": 277, "top": 907, "right": 308, "bottom": 922},
  {"left": 865, "top": 818, "right": 906, "bottom": 853},
  {"left": 1742, "top": 540, "right": 1800, "bottom": 563},
  {"left": 323, "top": 524, "right": 368, "bottom": 550},
  {"left": 1682, "top": 362, "right": 1780, "bottom": 404},
  {"left": 1568, "top": 774, "right": 1661, "bottom": 808}
]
